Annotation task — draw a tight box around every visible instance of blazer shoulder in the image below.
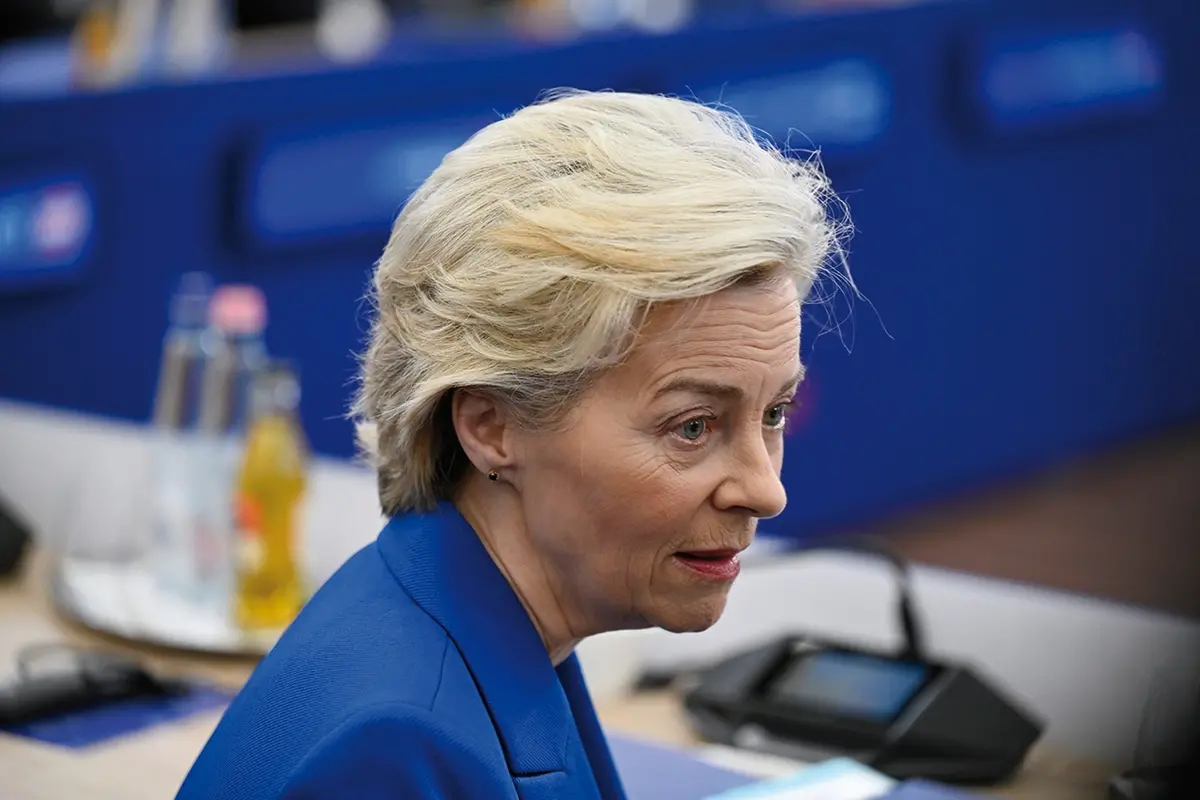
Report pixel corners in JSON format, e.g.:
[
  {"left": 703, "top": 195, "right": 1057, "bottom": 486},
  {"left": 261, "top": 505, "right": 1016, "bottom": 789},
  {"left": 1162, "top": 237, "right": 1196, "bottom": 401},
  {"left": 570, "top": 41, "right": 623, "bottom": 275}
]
[
  {"left": 260, "top": 543, "right": 452, "bottom": 710},
  {"left": 281, "top": 700, "right": 515, "bottom": 799}
]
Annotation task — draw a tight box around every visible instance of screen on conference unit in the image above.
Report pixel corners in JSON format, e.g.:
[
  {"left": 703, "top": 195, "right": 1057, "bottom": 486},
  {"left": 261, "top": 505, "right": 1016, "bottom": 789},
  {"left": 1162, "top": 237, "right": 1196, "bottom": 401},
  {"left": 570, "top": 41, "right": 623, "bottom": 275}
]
[{"left": 771, "top": 651, "right": 930, "bottom": 722}]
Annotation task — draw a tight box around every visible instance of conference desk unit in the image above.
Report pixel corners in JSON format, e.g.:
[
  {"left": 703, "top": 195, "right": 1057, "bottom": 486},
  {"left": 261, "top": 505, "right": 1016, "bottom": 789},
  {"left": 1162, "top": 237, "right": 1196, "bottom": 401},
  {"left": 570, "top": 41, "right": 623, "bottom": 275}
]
[{"left": 1, "top": 0, "right": 1198, "bottom": 548}]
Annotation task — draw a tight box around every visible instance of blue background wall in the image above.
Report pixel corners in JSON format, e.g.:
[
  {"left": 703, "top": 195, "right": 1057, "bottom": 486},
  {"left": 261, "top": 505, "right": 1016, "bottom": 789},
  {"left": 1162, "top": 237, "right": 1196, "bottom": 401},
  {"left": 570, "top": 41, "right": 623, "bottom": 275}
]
[{"left": 1, "top": 0, "right": 1197, "bottom": 539}]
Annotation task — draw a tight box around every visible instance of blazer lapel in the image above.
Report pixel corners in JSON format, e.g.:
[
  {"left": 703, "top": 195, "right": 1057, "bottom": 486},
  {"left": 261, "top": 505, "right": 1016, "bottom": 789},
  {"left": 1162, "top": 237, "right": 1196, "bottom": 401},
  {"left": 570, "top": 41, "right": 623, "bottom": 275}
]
[
  {"left": 558, "top": 654, "right": 628, "bottom": 799},
  {"left": 376, "top": 503, "right": 587, "bottom": 783}
]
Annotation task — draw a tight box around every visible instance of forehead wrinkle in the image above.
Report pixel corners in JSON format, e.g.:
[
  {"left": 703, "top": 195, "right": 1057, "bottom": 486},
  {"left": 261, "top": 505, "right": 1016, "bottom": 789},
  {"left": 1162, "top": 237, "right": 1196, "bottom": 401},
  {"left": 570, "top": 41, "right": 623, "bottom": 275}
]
[
  {"left": 638, "top": 322, "right": 800, "bottom": 396},
  {"left": 643, "top": 303, "right": 800, "bottom": 359},
  {"left": 653, "top": 300, "right": 800, "bottom": 348},
  {"left": 643, "top": 358, "right": 804, "bottom": 408},
  {"left": 641, "top": 277, "right": 800, "bottom": 339},
  {"left": 608, "top": 284, "right": 802, "bottom": 402}
]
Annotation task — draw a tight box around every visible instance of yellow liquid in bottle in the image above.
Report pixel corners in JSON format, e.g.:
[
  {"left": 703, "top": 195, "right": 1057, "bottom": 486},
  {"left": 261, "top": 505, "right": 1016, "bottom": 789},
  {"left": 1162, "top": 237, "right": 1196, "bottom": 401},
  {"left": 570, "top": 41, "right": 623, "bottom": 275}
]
[
  {"left": 75, "top": 5, "right": 116, "bottom": 65},
  {"left": 234, "top": 414, "right": 307, "bottom": 632}
]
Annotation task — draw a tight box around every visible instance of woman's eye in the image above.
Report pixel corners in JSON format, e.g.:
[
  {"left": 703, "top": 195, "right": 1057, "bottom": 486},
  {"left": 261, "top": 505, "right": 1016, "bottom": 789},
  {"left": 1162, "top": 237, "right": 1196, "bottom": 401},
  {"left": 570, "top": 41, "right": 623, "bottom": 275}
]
[
  {"left": 677, "top": 417, "right": 708, "bottom": 441},
  {"left": 764, "top": 404, "right": 789, "bottom": 429}
]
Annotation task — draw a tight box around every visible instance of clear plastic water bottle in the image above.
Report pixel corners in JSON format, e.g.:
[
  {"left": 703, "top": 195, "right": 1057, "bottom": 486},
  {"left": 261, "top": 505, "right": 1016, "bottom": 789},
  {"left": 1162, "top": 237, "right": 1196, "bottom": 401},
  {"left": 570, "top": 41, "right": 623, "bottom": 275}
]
[
  {"left": 189, "top": 285, "right": 269, "bottom": 614},
  {"left": 149, "top": 272, "right": 213, "bottom": 597}
]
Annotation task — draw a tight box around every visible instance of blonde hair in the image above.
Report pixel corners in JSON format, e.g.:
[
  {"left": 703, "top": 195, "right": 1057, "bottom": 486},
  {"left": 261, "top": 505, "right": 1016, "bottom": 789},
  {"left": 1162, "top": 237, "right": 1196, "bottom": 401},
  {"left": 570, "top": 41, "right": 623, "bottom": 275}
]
[{"left": 354, "top": 89, "right": 846, "bottom": 516}]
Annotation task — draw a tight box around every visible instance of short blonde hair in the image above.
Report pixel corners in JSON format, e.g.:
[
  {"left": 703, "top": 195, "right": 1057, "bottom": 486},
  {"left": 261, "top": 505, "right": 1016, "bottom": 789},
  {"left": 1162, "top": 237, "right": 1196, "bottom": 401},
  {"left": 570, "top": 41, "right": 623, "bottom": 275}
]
[{"left": 354, "top": 89, "right": 845, "bottom": 516}]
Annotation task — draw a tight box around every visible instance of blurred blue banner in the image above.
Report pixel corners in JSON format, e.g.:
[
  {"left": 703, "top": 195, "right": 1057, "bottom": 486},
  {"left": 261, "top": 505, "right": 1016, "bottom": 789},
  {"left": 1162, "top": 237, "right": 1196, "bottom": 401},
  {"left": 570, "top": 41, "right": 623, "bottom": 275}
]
[
  {"left": 693, "top": 58, "right": 891, "bottom": 153},
  {"left": 0, "top": 173, "right": 95, "bottom": 291},
  {"left": 973, "top": 23, "right": 1164, "bottom": 135},
  {"left": 244, "top": 117, "right": 489, "bottom": 249}
]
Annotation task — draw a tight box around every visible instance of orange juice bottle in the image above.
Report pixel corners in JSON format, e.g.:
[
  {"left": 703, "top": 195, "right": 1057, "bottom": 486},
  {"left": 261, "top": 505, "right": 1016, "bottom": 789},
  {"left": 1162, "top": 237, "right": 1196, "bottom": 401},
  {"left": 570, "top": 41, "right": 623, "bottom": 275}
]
[{"left": 234, "top": 362, "right": 308, "bottom": 633}]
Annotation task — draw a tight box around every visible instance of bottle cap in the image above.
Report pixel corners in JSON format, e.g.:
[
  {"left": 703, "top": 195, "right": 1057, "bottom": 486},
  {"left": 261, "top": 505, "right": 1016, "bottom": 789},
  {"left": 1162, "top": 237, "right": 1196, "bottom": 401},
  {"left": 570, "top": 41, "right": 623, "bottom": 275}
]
[
  {"left": 169, "top": 272, "right": 212, "bottom": 328},
  {"left": 209, "top": 284, "right": 267, "bottom": 335},
  {"left": 269, "top": 361, "right": 301, "bottom": 412},
  {"left": 253, "top": 360, "right": 301, "bottom": 414}
]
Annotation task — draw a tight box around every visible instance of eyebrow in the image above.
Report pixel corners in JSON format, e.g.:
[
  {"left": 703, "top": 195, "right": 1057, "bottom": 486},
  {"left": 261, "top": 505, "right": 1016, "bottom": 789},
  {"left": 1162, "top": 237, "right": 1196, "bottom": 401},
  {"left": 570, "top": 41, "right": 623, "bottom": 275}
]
[{"left": 652, "top": 366, "right": 806, "bottom": 403}]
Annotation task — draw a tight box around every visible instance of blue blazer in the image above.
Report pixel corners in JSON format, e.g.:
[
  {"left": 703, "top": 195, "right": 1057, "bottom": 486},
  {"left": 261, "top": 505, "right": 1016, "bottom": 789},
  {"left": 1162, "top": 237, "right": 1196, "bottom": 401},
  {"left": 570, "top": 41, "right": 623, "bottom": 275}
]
[{"left": 178, "top": 503, "right": 628, "bottom": 799}]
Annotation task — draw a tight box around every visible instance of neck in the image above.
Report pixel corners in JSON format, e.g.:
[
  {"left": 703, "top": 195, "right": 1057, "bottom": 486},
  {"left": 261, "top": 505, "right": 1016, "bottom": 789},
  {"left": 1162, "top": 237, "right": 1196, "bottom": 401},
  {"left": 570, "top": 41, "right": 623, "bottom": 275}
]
[{"left": 454, "top": 475, "right": 584, "bottom": 666}]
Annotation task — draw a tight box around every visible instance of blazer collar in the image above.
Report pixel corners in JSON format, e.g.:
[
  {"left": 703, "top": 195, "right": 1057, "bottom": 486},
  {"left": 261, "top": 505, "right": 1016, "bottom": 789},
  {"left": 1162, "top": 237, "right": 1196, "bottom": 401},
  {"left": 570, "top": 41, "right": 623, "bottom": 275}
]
[
  {"left": 376, "top": 502, "right": 578, "bottom": 777},
  {"left": 560, "top": 652, "right": 627, "bottom": 799}
]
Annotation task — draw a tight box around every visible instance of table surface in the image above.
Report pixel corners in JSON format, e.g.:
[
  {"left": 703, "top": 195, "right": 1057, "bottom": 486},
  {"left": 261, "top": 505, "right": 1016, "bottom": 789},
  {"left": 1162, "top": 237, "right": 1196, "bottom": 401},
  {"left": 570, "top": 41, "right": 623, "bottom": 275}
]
[{"left": 0, "top": 553, "right": 1114, "bottom": 800}]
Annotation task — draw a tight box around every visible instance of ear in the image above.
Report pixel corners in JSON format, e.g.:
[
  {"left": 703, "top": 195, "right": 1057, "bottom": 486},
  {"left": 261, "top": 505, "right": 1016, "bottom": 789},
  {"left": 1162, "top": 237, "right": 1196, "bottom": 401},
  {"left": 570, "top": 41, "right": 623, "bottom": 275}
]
[{"left": 450, "top": 388, "right": 514, "bottom": 476}]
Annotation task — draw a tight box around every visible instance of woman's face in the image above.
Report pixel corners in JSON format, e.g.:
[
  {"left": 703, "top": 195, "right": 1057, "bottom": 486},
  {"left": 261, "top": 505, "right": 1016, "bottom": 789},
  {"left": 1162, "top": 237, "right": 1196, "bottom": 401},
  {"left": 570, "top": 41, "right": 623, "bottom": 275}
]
[{"left": 513, "top": 279, "right": 802, "bottom": 635}]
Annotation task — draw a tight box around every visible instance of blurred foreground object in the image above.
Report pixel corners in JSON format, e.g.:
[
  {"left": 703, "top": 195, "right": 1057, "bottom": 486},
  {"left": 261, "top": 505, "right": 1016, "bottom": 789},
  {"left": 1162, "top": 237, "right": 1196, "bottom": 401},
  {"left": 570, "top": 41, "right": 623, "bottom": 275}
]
[
  {"left": 1108, "top": 667, "right": 1200, "bottom": 799},
  {"left": 0, "top": 644, "right": 174, "bottom": 729},
  {"left": 0, "top": 494, "right": 32, "bottom": 580}
]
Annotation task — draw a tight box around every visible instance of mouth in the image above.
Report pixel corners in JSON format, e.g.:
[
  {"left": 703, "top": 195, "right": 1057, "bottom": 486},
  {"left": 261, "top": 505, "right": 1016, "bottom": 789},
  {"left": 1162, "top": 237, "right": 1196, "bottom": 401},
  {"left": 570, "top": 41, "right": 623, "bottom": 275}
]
[{"left": 672, "top": 548, "right": 742, "bottom": 582}]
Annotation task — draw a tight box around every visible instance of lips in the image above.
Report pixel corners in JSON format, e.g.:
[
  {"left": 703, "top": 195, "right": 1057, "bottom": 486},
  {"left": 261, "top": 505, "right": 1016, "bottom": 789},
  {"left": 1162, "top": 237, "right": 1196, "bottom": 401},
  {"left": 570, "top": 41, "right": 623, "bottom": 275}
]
[{"left": 673, "top": 549, "right": 742, "bottom": 582}]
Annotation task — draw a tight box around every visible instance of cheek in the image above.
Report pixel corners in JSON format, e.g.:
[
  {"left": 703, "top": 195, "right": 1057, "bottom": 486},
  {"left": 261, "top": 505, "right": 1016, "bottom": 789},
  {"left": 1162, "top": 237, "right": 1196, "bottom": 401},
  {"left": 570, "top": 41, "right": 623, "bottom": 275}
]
[
  {"left": 522, "top": 412, "right": 726, "bottom": 584},
  {"left": 608, "top": 440, "right": 721, "bottom": 525},
  {"left": 521, "top": 433, "right": 665, "bottom": 545},
  {"left": 554, "top": 443, "right": 715, "bottom": 575},
  {"left": 587, "top": 448, "right": 698, "bottom": 554}
]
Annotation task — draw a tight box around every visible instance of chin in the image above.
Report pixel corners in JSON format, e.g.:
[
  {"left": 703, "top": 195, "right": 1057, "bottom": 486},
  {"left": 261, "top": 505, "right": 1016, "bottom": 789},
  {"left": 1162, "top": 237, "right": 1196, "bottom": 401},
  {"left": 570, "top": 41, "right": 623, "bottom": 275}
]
[{"left": 653, "top": 594, "right": 729, "bottom": 634}]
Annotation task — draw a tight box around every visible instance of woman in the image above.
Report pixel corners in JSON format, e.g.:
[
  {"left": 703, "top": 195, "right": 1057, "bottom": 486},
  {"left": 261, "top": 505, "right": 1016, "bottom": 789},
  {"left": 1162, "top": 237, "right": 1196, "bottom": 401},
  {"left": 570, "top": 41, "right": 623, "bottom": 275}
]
[{"left": 178, "top": 89, "right": 842, "bottom": 799}]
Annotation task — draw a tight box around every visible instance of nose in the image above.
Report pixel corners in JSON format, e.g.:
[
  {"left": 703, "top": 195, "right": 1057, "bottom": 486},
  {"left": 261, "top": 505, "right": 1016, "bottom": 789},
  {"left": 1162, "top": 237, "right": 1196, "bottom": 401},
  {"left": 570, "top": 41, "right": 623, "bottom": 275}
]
[{"left": 712, "top": 433, "right": 787, "bottom": 520}]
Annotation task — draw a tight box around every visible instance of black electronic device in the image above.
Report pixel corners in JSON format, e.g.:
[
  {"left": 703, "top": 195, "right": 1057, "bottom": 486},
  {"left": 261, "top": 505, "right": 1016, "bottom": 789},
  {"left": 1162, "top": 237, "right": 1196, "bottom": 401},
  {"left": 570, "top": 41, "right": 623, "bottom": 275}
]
[
  {"left": 686, "top": 635, "right": 1044, "bottom": 785},
  {"left": 1108, "top": 670, "right": 1200, "bottom": 799},
  {"left": 0, "top": 493, "right": 31, "bottom": 580},
  {"left": 1108, "top": 765, "right": 1191, "bottom": 800},
  {"left": 683, "top": 536, "right": 1044, "bottom": 786},
  {"left": 0, "top": 645, "right": 180, "bottom": 728}
]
